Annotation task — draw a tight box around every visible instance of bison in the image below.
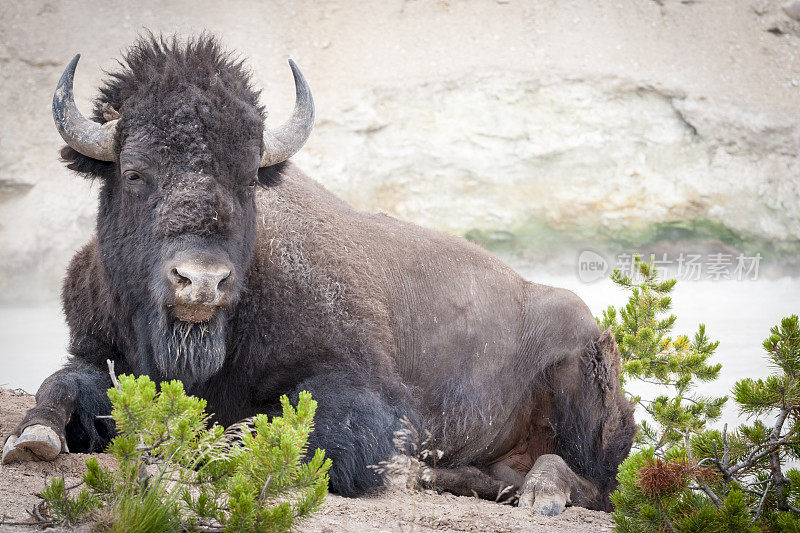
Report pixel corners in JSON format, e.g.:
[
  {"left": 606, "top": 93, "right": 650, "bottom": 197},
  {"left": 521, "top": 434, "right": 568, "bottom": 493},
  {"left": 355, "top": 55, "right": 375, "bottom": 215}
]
[{"left": 2, "top": 35, "right": 635, "bottom": 515}]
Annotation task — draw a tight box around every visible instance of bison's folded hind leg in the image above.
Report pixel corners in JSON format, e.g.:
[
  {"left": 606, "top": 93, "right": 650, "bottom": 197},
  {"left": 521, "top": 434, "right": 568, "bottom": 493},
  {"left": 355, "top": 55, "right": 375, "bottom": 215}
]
[
  {"left": 421, "top": 465, "right": 518, "bottom": 503},
  {"left": 518, "top": 453, "right": 600, "bottom": 515},
  {"left": 545, "top": 328, "right": 637, "bottom": 512}
]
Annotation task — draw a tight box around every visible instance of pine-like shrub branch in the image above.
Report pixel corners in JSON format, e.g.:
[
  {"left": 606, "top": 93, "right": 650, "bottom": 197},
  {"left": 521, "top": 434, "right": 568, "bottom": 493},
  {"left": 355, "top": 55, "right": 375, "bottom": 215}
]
[
  {"left": 37, "top": 364, "right": 330, "bottom": 532},
  {"left": 608, "top": 256, "right": 800, "bottom": 531}
]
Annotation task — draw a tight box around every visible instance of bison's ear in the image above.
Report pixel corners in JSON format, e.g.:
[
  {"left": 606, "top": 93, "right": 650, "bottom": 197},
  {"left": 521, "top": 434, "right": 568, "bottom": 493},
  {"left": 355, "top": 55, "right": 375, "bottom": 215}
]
[
  {"left": 59, "top": 145, "right": 116, "bottom": 180},
  {"left": 256, "top": 161, "right": 286, "bottom": 188}
]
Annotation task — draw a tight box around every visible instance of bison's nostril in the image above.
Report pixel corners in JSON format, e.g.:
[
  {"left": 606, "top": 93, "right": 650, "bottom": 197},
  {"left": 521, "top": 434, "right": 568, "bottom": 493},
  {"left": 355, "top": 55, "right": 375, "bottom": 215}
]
[
  {"left": 167, "top": 259, "right": 235, "bottom": 307},
  {"left": 217, "top": 270, "right": 232, "bottom": 289},
  {"left": 172, "top": 267, "right": 192, "bottom": 287}
]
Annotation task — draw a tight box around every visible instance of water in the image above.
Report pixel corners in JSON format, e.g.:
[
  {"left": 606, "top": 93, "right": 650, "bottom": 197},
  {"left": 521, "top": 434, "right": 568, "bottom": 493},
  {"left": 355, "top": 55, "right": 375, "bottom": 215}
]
[
  {"left": 0, "top": 304, "right": 68, "bottom": 394},
  {"left": 1, "top": 275, "right": 798, "bottom": 433}
]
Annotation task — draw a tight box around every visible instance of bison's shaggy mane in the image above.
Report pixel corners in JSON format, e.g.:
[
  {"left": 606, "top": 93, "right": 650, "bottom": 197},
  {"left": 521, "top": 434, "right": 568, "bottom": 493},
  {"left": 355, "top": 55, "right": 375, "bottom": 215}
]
[
  {"left": 95, "top": 33, "right": 264, "bottom": 126},
  {"left": 60, "top": 33, "right": 267, "bottom": 181}
]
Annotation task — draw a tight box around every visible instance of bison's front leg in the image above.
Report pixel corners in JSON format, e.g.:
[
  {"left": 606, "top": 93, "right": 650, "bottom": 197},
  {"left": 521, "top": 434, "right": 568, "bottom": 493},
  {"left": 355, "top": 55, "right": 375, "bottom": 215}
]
[
  {"left": 2, "top": 359, "right": 115, "bottom": 464},
  {"left": 287, "top": 372, "right": 417, "bottom": 497},
  {"left": 517, "top": 454, "right": 600, "bottom": 516}
]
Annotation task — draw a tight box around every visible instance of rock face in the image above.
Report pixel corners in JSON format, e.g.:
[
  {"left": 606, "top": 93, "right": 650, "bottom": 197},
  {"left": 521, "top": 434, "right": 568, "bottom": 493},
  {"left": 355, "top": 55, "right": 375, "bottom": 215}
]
[
  {"left": 298, "top": 76, "right": 800, "bottom": 244},
  {"left": 1, "top": 0, "right": 799, "bottom": 302}
]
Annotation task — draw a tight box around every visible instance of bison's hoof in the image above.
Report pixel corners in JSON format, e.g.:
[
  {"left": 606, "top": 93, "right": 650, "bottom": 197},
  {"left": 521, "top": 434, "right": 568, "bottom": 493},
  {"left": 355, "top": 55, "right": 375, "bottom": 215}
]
[
  {"left": 518, "top": 488, "right": 567, "bottom": 516},
  {"left": 527, "top": 492, "right": 567, "bottom": 516},
  {"left": 1, "top": 425, "right": 65, "bottom": 464}
]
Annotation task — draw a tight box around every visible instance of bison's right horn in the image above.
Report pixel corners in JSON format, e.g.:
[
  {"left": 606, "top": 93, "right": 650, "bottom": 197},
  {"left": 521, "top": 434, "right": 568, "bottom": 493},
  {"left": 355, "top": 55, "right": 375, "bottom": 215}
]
[
  {"left": 259, "top": 59, "right": 315, "bottom": 167},
  {"left": 53, "top": 54, "right": 118, "bottom": 162}
]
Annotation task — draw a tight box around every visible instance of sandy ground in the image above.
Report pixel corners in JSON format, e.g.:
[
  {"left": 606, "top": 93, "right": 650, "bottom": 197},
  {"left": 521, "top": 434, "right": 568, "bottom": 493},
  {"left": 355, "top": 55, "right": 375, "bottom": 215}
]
[{"left": 0, "top": 388, "right": 613, "bottom": 532}]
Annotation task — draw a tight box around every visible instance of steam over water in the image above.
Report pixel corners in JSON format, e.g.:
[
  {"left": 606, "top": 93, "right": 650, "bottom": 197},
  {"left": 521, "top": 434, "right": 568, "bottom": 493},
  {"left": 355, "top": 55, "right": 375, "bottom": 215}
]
[{"left": 1, "top": 268, "right": 798, "bottom": 432}]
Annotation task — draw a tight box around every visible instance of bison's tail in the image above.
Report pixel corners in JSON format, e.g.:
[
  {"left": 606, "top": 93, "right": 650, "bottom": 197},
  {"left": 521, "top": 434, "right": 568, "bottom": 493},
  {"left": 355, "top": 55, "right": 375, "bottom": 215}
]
[{"left": 550, "top": 328, "right": 636, "bottom": 511}]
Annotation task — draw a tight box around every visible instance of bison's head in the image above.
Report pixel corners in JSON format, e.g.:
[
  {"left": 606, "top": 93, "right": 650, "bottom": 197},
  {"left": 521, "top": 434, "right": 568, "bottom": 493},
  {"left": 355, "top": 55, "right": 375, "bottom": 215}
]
[{"left": 53, "top": 36, "right": 314, "bottom": 387}]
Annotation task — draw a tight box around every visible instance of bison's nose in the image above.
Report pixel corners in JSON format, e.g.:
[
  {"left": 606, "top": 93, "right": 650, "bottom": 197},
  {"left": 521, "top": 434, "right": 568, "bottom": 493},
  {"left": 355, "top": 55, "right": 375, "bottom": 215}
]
[{"left": 167, "top": 260, "right": 233, "bottom": 308}]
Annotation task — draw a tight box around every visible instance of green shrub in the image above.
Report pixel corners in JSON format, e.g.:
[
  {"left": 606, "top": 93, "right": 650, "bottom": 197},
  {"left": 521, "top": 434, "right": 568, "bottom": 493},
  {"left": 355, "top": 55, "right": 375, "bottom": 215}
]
[
  {"left": 40, "top": 373, "right": 330, "bottom": 532},
  {"left": 607, "top": 256, "right": 800, "bottom": 530},
  {"left": 598, "top": 255, "right": 726, "bottom": 450}
]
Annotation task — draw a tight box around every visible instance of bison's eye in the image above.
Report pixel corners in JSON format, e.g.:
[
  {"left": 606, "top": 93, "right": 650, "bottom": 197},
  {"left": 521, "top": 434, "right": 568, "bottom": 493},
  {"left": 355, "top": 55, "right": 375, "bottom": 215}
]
[
  {"left": 124, "top": 170, "right": 144, "bottom": 183},
  {"left": 248, "top": 176, "right": 258, "bottom": 188}
]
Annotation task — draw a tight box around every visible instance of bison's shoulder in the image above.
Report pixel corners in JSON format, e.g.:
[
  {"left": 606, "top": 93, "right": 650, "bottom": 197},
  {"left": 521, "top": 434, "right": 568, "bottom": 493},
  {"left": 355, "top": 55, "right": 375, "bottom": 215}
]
[{"left": 61, "top": 239, "right": 121, "bottom": 365}]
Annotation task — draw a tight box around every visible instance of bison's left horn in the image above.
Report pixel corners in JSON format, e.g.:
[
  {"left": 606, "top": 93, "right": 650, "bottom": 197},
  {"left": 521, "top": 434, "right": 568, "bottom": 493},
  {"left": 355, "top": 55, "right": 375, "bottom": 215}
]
[
  {"left": 53, "top": 54, "right": 118, "bottom": 162},
  {"left": 260, "top": 59, "right": 315, "bottom": 167}
]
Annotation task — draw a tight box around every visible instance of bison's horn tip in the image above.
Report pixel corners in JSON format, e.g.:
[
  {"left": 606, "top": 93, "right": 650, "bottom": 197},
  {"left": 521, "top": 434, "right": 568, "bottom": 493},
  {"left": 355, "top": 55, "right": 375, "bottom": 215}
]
[
  {"left": 259, "top": 58, "right": 315, "bottom": 167},
  {"left": 53, "top": 53, "right": 118, "bottom": 162}
]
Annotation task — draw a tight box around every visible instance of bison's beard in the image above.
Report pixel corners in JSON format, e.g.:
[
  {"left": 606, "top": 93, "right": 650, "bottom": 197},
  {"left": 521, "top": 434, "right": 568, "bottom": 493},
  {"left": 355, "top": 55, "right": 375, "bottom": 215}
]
[{"left": 150, "top": 312, "right": 227, "bottom": 388}]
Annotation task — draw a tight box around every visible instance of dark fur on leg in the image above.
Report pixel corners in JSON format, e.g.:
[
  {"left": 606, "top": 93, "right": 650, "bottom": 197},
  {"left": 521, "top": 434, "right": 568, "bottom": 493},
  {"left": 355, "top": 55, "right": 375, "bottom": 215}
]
[
  {"left": 63, "top": 364, "right": 116, "bottom": 452},
  {"left": 14, "top": 359, "right": 115, "bottom": 453},
  {"left": 549, "top": 329, "right": 636, "bottom": 510},
  {"left": 288, "top": 372, "right": 418, "bottom": 497}
]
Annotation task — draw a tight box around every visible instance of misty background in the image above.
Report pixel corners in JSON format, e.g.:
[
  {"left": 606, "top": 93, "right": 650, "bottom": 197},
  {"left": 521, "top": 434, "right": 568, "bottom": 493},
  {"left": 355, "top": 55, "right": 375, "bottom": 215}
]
[{"left": 1, "top": 0, "right": 799, "bottom": 428}]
